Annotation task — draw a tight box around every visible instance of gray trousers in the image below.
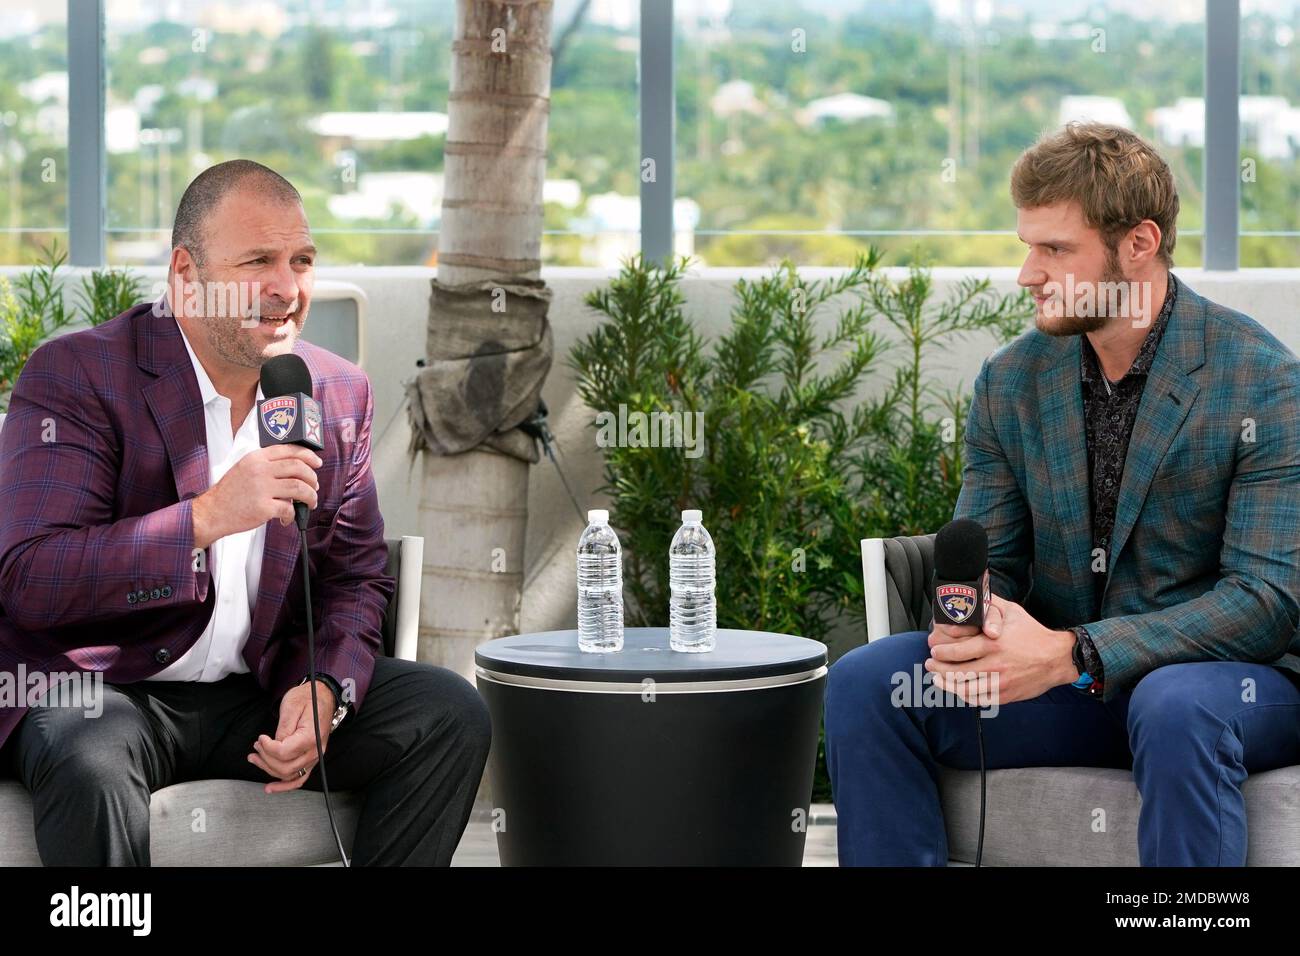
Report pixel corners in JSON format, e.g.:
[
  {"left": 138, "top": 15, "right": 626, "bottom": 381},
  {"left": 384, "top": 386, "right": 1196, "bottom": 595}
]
[{"left": 2, "top": 655, "right": 492, "bottom": 866}]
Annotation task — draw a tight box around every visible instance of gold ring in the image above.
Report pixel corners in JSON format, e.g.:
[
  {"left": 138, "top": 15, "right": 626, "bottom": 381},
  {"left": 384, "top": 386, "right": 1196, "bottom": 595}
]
[{"left": 297, "top": 768, "right": 307, "bottom": 778}]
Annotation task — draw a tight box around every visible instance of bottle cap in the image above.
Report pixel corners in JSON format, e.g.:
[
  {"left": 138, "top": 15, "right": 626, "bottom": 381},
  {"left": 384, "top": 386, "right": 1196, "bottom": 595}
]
[
  {"left": 682, "top": 509, "right": 702, "bottom": 523},
  {"left": 588, "top": 509, "right": 609, "bottom": 525}
]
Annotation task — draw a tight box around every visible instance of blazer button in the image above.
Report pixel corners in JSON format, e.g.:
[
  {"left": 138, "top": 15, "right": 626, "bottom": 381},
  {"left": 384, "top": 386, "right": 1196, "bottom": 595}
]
[
  {"left": 136, "top": 589, "right": 149, "bottom": 603},
  {"left": 155, "top": 649, "right": 171, "bottom": 664},
  {"left": 127, "top": 592, "right": 137, "bottom": 605},
  {"left": 150, "top": 588, "right": 162, "bottom": 600},
  {"left": 161, "top": 585, "right": 173, "bottom": 598}
]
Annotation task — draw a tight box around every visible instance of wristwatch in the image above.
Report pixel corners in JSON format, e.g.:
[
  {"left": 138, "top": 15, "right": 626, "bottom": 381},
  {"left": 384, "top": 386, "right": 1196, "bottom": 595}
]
[
  {"left": 299, "top": 674, "right": 350, "bottom": 731},
  {"left": 1069, "top": 625, "right": 1105, "bottom": 698}
]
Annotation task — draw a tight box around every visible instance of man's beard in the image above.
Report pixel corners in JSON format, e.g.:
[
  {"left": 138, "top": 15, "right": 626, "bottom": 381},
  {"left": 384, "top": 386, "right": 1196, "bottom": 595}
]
[
  {"left": 1035, "top": 248, "right": 1128, "bottom": 338},
  {"left": 193, "top": 266, "right": 297, "bottom": 368}
]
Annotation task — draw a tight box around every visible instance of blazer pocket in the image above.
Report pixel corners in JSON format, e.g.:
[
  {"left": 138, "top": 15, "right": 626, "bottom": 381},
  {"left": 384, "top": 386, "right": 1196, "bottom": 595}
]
[{"left": 1149, "top": 450, "right": 1228, "bottom": 502}]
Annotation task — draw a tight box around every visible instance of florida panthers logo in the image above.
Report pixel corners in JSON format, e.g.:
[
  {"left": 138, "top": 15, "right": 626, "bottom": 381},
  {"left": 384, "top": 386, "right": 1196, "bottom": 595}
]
[
  {"left": 937, "top": 584, "right": 978, "bottom": 624},
  {"left": 261, "top": 397, "right": 297, "bottom": 441}
]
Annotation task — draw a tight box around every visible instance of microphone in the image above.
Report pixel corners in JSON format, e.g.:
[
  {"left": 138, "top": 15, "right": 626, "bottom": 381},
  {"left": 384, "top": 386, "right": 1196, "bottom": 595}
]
[
  {"left": 258, "top": 352, "right": 349, "bottom": 866},
  {"left": 257, "top": 353, "right": 323, "bottom": 531},
  {"left": 931, "top": 518, "right": 990, "bottom": 629},
  {"left": 931, "top": 516, "right": 992, "bottom": 870}
]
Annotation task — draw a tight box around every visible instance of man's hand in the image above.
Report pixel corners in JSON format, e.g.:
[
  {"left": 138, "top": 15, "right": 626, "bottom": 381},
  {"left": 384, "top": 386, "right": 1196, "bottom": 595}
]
[
  {"left": 925, "top": 594, "right": 1079, "bottom": 706},
  {"left": 193, "top": 445, "right": 323, "bottom": 549},
  {"left": 248, "top": 680, "right": 336, "bottom": 794},
  {"left": 927, "top": 617, "right": 983, "bottom": 647}
]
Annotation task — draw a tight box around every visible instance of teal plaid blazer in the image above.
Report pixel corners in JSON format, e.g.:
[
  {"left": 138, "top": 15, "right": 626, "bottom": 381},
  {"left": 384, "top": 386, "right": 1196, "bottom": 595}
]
[{"left": 954, "top": 276, "right": 1300, "bottom": 700}]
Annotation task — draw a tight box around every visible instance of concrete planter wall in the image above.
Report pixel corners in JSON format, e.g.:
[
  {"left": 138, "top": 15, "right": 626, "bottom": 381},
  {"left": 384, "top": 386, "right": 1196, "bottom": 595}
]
[{"left": 5, "top": 264, "right": 1300, "bottom": 659}]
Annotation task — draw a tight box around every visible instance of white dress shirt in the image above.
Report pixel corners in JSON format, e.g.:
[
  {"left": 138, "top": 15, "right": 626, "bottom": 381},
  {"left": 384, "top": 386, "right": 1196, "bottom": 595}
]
[{"left": 145, "top": 318, "right": 267, "bottom": 682}]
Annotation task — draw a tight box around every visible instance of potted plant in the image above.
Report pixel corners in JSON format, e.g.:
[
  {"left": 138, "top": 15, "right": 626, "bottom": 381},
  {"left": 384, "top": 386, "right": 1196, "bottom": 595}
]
[{"left": 569, "top": 250, "right": 1033, "bottom": 799}]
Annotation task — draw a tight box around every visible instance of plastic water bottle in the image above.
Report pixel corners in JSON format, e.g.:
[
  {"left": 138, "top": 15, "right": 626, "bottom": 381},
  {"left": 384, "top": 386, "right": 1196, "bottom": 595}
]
[
  {"left": 669, "top": 509, "right": 716, "bottom": 652},
  {"left": 577, "top": 509, "right": 623, "bottom": 652}
]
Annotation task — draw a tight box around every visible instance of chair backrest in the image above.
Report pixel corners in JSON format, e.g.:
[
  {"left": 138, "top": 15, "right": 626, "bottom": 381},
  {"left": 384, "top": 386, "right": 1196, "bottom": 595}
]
[
  {"left": 882, "top": 533, "right": 938, "bottom": 635},
  {"left": 301, "top": 281, "right": 368, "bottom": 365},
  {"left": 862, "top": 533, "right": 938, "bottom": 641}
]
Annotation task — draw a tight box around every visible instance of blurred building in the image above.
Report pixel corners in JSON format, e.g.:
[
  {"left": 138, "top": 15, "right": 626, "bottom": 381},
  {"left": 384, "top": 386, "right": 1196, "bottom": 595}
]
[
  {"left": 798, "top": 93, "right": 894, "bottom": 126},
  {"left": 1058, "top": 95, "right": 1134, "bottom": 129},
  {"left": 1154, "top": 95, "right": 1300, "bottom": 160}
]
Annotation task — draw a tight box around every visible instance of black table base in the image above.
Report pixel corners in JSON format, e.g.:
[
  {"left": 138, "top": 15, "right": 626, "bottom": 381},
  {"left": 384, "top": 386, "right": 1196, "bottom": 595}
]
[{"left": 478, "top": 670, "right": 826, "bottom": 866}]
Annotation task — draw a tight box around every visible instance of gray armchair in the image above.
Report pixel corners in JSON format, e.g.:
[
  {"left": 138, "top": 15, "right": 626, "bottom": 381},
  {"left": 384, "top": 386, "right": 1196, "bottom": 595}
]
[
  {"left": 860, "top": 533, "right": 1300, "bottom": 866},
  {"left": 0, "top": 535, "right": 424, "bottom": 867}
]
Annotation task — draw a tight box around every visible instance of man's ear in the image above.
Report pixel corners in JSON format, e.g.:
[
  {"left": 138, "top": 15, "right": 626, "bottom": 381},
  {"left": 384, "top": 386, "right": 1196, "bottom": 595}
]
[
  {"left": 1127, "top": 220, "right": 1163, "bottom": 268},
  {"left": 166, "top": 248, "right": 198, "bottom": 313},
  {"left": 171, "top": 246, "right": 203, "bottom": 283}
]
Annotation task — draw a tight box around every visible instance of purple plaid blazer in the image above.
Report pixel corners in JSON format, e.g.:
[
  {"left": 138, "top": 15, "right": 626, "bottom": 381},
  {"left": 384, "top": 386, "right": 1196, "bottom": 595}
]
[{"left": 0, "top": 301, "right": 394, "bottom": 753}]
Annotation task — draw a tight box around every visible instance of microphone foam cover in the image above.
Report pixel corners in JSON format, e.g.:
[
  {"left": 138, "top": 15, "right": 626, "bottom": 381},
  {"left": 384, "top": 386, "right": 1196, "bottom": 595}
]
[
  {"left": 934, "top": 518, "right": 988, "bottom": 580},
  {"left": 260, "top": 353, "right": 313, "bottom": 399}
]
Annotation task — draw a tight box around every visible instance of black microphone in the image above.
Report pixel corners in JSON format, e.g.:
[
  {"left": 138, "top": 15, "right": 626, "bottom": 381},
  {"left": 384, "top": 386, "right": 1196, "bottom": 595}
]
[
  {"left": 257, "top": 354, "right": 323, "bottom": 531},
  {"left": 932, "top": 516, "right": 992, "bottom": 870},
  {"left": 258, "top": 352, "right": 349, "bottom": 866},
  {"left": 931, "top": 518, "right": 990, "bottom": 629}
]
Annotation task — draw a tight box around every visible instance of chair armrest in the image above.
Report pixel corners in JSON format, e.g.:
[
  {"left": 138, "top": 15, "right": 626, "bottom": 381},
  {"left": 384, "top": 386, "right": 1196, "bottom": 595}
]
[
  {"left": 862, "top": 537, "right": 891, "bottom": 643},
  {"left": 394, "top": 535, "right": 423, "bottom": 662}
]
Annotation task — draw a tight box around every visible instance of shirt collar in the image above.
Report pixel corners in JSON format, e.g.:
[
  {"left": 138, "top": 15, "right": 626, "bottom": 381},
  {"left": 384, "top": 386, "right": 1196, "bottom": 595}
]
[
  {"left": 174, "top": 315, "right": 265, "bottom": 407},
  {"left": 1080, "top": 273, "right": 1178, "bottom": 386}
]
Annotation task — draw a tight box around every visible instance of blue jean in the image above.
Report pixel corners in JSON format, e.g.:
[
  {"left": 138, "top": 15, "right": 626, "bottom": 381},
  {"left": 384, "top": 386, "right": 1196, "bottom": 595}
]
[{"left": 824, "top": 630, "right": 1300, "bottom": 866}]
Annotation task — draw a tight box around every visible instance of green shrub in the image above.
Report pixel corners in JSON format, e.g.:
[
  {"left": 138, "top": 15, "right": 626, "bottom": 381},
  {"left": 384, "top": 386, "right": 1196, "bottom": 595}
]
[
  {"left": 77, "top": 264, "right": 147, "bottom": 328},
  {"left": 0, "top": 243, "right": 145, "bottom": 411}
]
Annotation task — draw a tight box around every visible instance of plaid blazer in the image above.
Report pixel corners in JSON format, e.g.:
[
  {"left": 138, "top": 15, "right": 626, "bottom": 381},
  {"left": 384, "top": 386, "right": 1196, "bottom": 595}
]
[
  {"left": 954, "top": 276, "right": 1300, "bottom": 700},
  {"left": 0, "top": 302, "right": 393, "bottom": 752}
]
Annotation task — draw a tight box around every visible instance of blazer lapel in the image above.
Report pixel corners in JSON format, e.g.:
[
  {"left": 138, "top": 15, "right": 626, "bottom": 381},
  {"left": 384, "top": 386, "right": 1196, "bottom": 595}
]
[
  {"left": 251, "top": 516, "right": 300, "bottom": 650},
  {"left": 1036, "top": 339, "right": 1096, "bottom": 618},
  {"left": 1102, "top": 282, "right": 1205, "bottom": 600},
  {"left": 138, "top": 304, "right": 210, "bottom": 504}
]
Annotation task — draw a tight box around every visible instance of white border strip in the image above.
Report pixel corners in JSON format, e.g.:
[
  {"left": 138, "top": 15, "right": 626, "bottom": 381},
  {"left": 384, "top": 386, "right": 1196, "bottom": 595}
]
[{"left": 475, "top": 665, "right": 828, "bottom": 695}]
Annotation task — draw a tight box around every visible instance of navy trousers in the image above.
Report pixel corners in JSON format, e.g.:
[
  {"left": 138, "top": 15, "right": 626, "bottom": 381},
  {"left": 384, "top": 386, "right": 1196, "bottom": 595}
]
[{"left": 824, "top": 630, "right": 1300, "bottom": 866}]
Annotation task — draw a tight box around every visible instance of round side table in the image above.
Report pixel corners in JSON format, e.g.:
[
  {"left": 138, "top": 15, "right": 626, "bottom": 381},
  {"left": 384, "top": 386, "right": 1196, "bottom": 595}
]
[{"left": 475, "top": 627, "right": 827, "bottom": 866}]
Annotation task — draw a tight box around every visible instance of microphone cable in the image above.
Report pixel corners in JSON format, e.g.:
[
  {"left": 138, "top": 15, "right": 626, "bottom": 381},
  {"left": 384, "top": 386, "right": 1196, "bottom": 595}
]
[
  {"left": 297, "top": 508, "right": 350, "bottom": 868},
  {"left": 974, "top": 706, "right": 986, "bottom": 867}
]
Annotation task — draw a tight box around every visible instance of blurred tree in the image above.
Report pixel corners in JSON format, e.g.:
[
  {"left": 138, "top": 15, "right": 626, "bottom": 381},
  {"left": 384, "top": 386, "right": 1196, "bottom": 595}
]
[{"left": 303, "top": 28, "right": 337, "bottom": 104}]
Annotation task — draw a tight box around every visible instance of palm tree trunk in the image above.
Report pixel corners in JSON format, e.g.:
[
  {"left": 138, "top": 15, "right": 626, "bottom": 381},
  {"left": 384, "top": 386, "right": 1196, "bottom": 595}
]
[{"left": 414, "top": 0, "right": 555, "bottom": 687}]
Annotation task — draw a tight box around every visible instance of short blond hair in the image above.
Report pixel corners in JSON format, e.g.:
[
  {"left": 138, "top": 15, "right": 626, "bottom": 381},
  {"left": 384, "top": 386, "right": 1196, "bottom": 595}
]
[{"left": 1011, "top": 122, "right": 1179, "bottom": 268}]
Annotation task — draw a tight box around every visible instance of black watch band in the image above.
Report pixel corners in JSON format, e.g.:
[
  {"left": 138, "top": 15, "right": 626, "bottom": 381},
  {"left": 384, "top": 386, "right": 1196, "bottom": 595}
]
[
  {"left": 301, "top": 673, "right": 348, "bottom": 713},
  {"left": 1069, "top": 625, "right": 1105, "bottom": 697},
  {"left": 1071, "top": 630, "right": 1087, "bottom": 674}
]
